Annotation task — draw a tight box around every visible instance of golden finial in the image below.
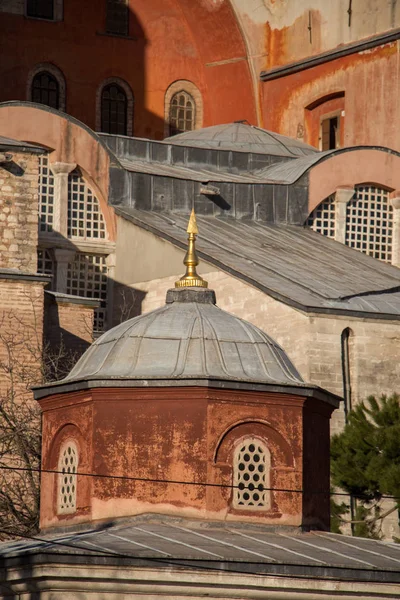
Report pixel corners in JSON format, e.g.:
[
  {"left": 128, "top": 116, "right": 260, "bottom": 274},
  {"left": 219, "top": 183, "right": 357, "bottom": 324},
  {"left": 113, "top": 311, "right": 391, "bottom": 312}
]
[{"left": 175, "top": 209, "right": 208, "bottom": 288}]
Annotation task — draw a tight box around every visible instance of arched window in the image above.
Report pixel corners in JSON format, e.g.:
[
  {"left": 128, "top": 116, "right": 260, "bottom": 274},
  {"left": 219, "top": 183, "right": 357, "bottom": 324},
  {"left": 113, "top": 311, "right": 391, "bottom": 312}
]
[
  {"left": 307, "top": 185, "right": 393, "bottom": 263},
  {"left": 345, "top": 186, "right": 392, "bottom": 262},
  {"left": 306, "top": 193, "right": 335, "bottom": 239},
  {"left": 58, "top": 442, "right": 78, "bottom": 515},
  {"left": 101, "top": 84, "right": 127, "bottom": 135},
  {"left": 67, "top": 169, "right": 107, "bottom": 240},
  {"left": 31, "top": 71, "right": 60, "bottom": 109},
  {"left": 169, "top": 91, "right": 195, "bottom": 136},
  {"left": 38, "top": 155, "right": 55, "bottom": 233},
  {"left": 233, "top": 437, "right": 271, "bottom": 511}
]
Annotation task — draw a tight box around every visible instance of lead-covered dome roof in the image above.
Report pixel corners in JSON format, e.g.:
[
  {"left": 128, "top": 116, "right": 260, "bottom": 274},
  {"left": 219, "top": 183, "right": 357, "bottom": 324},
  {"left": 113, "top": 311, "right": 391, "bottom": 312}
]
[
  {"left": 164, "top": 122, "right": 318, "bottom": 157},
  {"left": 64, "top": 288, "right": 303, "bottom": 387}
]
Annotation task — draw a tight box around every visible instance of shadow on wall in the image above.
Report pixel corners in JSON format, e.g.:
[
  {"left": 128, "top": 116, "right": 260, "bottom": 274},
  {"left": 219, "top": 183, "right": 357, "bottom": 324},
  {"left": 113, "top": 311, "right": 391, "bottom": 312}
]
[{"left": 0, "top": 2, "right": 166, "bottom": 140}]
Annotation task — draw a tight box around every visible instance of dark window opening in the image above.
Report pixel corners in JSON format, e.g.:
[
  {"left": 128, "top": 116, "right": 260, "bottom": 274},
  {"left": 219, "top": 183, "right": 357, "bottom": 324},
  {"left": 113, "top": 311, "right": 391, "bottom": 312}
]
[
  {"left": 321, "top": 116, "right": 340, "bottom": 151},
  {"left": 169, "top": 91, "right": 195, "bottom": 136},
  {"left": 101, "top": 84, "right": 128, "bottom": 135},
  {"left": 26, "top": 0, "right": 54, "bottom": 19},
  {"left": 106, "top": 0, "right": 129, "bottom": 36},
  {"left": 31, "top": 71, "right": 59, "bottom": 109}
]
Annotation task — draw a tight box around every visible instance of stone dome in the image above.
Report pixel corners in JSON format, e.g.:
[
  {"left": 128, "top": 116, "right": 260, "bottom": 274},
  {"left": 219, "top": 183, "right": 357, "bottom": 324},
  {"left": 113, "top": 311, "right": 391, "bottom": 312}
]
[
  {"left": 164, "top": 122, "right": 318, "bottom": 157},
  {"left": 64, "top": 288, "right": 303, "bottom": 387}
]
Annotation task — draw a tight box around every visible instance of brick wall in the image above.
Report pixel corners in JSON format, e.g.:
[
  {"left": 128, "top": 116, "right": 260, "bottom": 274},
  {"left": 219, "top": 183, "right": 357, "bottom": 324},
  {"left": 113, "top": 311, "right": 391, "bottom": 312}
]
[
  {"left": 0, "top": 151, "right": 40, "bottom": 273},
  {"left": 0, "top": 277, "right": 45, "bottom": 398}
]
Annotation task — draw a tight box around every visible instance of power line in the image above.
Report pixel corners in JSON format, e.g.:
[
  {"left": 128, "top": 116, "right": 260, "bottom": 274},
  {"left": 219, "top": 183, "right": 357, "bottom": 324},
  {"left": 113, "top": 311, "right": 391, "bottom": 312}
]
[{"left": 1, "top": 464, "right": 398, "bottom": 501}]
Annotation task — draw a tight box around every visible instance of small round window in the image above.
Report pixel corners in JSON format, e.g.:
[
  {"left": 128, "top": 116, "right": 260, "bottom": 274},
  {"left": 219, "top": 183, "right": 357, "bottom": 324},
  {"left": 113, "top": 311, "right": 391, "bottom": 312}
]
[{"left": 233, "top": 438, "right": 270, "bottom": 511}]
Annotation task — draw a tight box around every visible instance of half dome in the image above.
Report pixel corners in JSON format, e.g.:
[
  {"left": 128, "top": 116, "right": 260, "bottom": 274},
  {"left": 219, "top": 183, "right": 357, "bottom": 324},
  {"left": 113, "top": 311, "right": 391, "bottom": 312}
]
[
  {"left": 64, "top": 288, "right": 303, "bottom": 387},
  {"left": 164, "top": 122, "right": 318, "bottom": 157}
]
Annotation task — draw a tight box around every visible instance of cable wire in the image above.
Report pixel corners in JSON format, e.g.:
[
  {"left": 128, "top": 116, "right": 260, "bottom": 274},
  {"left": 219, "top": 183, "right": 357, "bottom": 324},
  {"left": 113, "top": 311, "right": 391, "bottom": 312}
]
[{"left": 1, "top": 464, "right": 398, "bottom": 501}]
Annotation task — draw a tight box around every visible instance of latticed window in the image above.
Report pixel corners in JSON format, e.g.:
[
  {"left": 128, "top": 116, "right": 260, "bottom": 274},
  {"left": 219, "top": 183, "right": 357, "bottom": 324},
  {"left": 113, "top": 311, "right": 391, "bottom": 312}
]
[
  {"left": 106, "top": 0, "right": 129, "bottom": 36},
  {"left": 26, "top": 0, "right": 54, "bottom": 19},
  {"left": 68, "top": 170, "right": 106, "bottom": 240},
  {"left": 346, "top": 186, "right": 393, "bottom": 262},
  {"left": 31, "top": 71, "right": 59, "bottom": 109},
  {"left": 101, "top": 84, "right": 127, "bottom": 135},
  {"left": 306, "top": 194, "right": 335, "bottom": 239},
  {"left": 37, "top": 248, "right": 55, "bottom": 287},
  {"left": 38, "top": 156, "right": 55, "bottom": 233},
  {"left": 67, "top": 253, "right": 108, "bottom": 332},
  {"left": 169, "top": 91, "right": 195, "bottom": 136},
  {"left": 233, "top": 438, "right": 270, "bottom": 511},
  {"left": 58, "top": 442, "right": 78, "bottom": 515}
]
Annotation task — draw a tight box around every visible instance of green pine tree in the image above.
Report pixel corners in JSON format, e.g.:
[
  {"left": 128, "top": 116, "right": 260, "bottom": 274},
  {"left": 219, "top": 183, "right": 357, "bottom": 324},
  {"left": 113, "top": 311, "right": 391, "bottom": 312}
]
[{"left": 330, "top": 394, "right": 400, "bottom": 539}]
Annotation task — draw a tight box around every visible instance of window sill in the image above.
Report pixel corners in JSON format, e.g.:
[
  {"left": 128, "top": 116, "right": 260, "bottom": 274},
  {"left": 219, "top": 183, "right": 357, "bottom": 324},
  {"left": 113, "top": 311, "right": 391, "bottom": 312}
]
[
  {"left": 96, "top": 31, "right": 137, "bottom": 41},
  {"left": 25, "top": 15, "right": 59, "bottom": 22}
]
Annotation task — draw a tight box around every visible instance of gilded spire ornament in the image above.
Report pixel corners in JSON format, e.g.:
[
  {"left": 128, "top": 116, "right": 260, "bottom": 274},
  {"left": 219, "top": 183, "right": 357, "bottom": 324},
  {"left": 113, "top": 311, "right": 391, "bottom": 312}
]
[{"left": 175, "top": 209, "right": 208, "bottom": 288}]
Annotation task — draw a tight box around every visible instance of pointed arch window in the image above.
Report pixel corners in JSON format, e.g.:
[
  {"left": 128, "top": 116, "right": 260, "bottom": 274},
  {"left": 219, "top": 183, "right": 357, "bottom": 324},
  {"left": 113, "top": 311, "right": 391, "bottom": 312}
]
[
  {"left": 31, "top": 71, "right": 60, "bottom": 109},
  {"left": 101, "top": 84, "right": 127, "bottom": 135},
  {"left": 58, "top": 442, "right": 78, "bottom": 514},
  {"left": 169, "top": 91, "right": 195, "bottom": 136},
  {"left": 233, "top": 438, "right": 271, "bottom": 511}
]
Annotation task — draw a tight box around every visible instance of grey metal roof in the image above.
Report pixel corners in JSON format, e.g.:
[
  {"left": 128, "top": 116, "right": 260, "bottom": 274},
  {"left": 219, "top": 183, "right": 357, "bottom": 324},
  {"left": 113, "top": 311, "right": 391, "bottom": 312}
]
[
  {"left": 1, "top": 516, "right": 399, "bottom": 583},
  {"left": 119, "top": 157, "right": 267, "bottom": 183},
  {"left": 164, "top": 123, "right": 318, "bottom": 157},
  {"left": 0, "top": 134, "right": 46, "bottom": 153},
  {"left": 116, "top": 208, "right": 400, "bottom": 318},
  {"left": 255, "top": 146, "right": 400, "bottom": 184},
  {"left": 58, "top": 287, "right": 304, "bottom": 387}
]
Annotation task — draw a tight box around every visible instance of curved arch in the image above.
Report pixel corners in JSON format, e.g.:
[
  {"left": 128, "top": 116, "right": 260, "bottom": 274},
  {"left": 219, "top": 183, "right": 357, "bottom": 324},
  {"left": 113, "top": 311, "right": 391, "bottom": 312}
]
[
  {"left": 95, "top": 77, "right": 134, "bottom": 136},
  {"left": 26, "top": 63, "right": 66, "bottom": 111},
  {"left": 308, "top": 149, "right": 400, "bottom": 213},
  {"left": 0, "top": 103, "right": 116, "bottom": 240},
  {"left": 164, "top": 80, "right": 203, "bottom": 137},
  {"left": 46, "top": 422, "right": 84, "bottom": 469},
  {"left": 214, "top": 420, "right": 294, "bottom": 468}
]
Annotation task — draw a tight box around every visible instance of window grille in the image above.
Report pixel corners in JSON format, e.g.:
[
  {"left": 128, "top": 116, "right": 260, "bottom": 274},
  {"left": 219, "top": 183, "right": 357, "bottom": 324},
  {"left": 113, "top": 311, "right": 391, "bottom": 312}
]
[
  {"left": 26, "top": 0, "right": 54, "bottom": 19},
  {"left": 233, "top": 438, "right": 270, "bottom": 510},
  {"left": 38, "top": 156, "right": 55, "bottom": 233},
  {"left": 346, "top": 186, "right": 392, "bottom": 262},
  {"left": 101, "top": 84, "right": 127, "bottom": 135},
  {"left": 306, "top": 194, "right": 335, "bottom": 239},
  {"left": 67, "top": 253, "right": 108, "bottom": 332},
  {"left": 58, "top": 443, "right": 78, "bottom": 514},
  {"left": 31, "top": 71, "right": 59, "bottom": 108},
  {"left": 106, "top": 0, "right": 129, "bottom": 36},
  {"left": 37, "top": 248, "right": 55, "bottom": 287},
  {"left": 169, "top": 91, "right": 195, "bottom": 136},
  {"left": 67, "top": 170, "right": 106, "bottom": 240}
]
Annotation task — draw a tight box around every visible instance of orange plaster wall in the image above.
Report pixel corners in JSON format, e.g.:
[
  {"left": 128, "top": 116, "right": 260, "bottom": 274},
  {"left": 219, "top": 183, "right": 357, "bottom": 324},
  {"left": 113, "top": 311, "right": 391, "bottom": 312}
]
[
  {"left": 0, "top": 0, "right": 256, "bottom": 139},
  {"left": 308, "top": 149, "right": 400, "bottom": 212},
  {"left": 38, "top": 386, "right": 334, "bottom": 530},
  {"left": 261, "top": 42, "right": 400, "bottom": 150}
]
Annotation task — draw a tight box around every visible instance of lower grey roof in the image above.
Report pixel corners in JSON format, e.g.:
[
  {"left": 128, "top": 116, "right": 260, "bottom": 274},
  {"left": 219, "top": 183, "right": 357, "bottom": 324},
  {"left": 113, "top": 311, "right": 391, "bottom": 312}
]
[
  {"left": 1, "top": 516, "right": 399, "bottom": 583},
  {"left": 116, "top": 208, "right": 400, "bottom": 318}
]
